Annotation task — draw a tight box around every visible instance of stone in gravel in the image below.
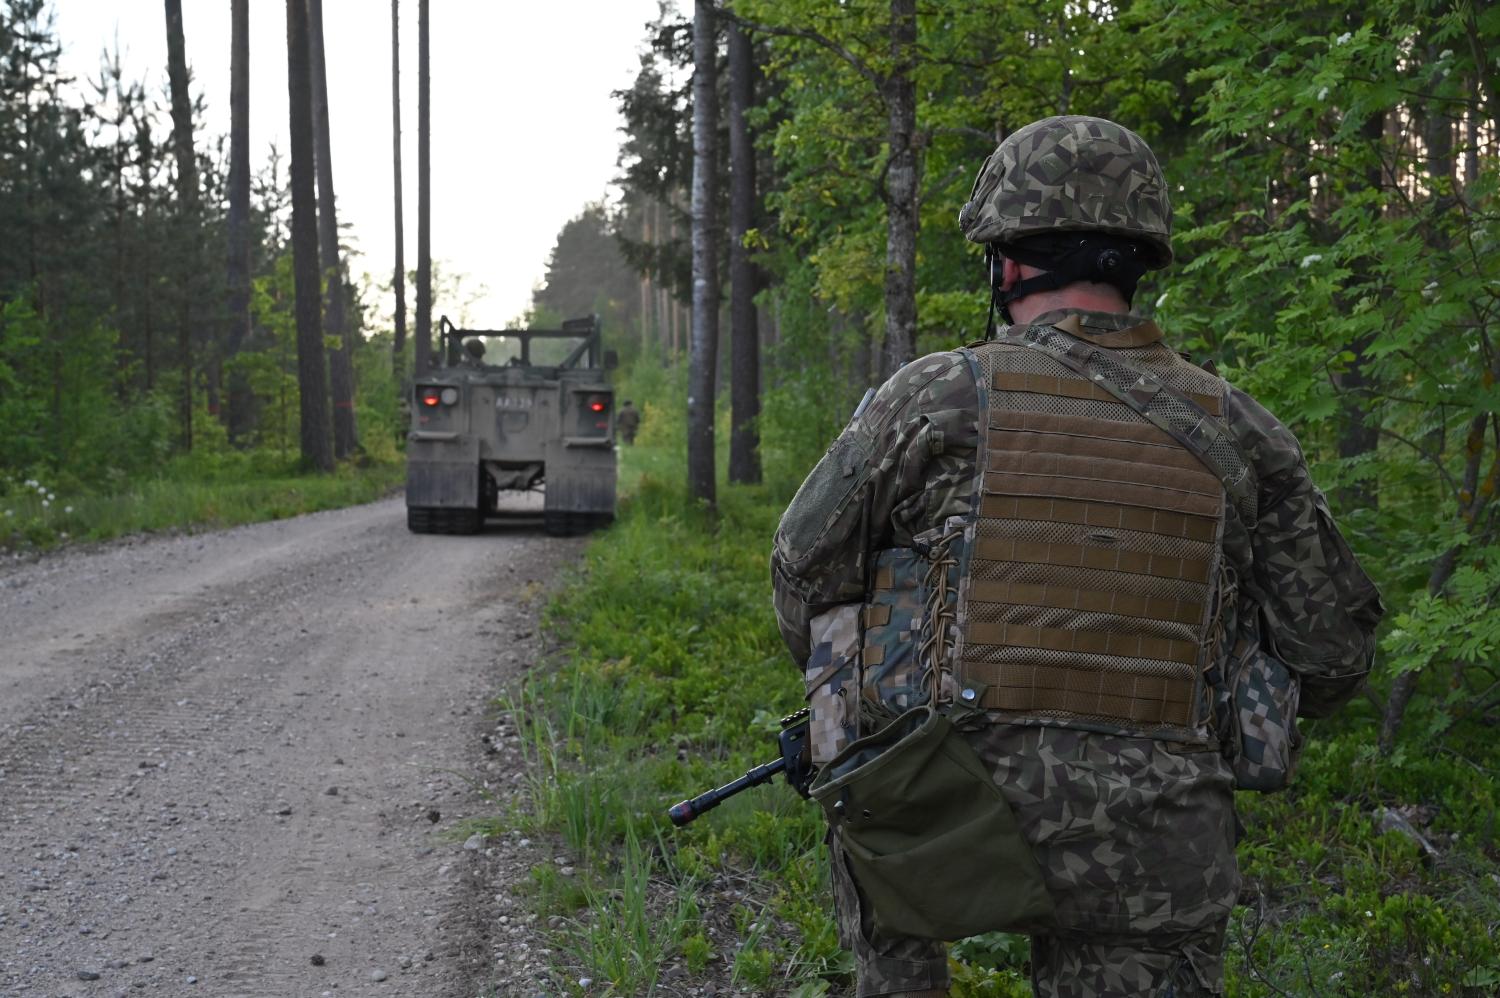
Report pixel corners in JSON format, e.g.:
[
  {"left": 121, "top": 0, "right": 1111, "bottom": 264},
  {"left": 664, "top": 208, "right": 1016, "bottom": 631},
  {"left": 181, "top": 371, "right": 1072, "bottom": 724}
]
[
  {"left": 275, "top": 804, "right": 292, "bottom": 816},
  {"left": 108, "top": 959, "right": 129, "bottom": 969},
  {"left": 425, "top": 808, "right": 441, "bottom": 823},
  {"left": 77, "top": 969, "right": 101, "bottom": 981},
  {"left": 579, "top": 978, "right": 593, "bottom": 988},
  {"left": 138, "top": 953, "right": 154, "bottom": 963},
  {"left": 325, "top": 786, "right": 338, "bottom": 796},
  {"left": 310, "top": 953, "right": 325, "bottom": 966},
  {"left": 371, "top": 968, "right": 388, "bottom": 982},
  {"left": 463, "top": 833, "right": 483, "bottom": 851},
  {"left": 186, "top": 975, "right": 197, "bottom": 984}
]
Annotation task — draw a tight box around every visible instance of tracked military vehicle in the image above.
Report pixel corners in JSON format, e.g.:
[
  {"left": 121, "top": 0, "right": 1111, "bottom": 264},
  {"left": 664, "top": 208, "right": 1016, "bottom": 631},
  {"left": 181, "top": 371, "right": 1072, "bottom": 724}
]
[{"left": 405, "top": 315, "right": 618, "bottom": 536}]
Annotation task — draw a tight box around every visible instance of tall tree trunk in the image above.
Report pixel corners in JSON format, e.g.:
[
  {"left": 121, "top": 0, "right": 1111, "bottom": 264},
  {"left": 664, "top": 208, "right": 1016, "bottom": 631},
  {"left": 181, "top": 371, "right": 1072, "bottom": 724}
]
[
  {"left": 1334, "top": 111, "right": 1387, "bottom": 512},
  {"left": 881, "top": 0, "right": 918, "bottom": 377},
  {"left": 307, "top": 0, "right": 357, "bottom": 458},
  {"left": 164, "top": 0, "right": 197, "bottom": 450},
  {"left": 414, "top": 0, "right": 432, "bottom": 376},
  {"left": 727, "top": 19, "right": 760, "bottom": 485},
  {"left": 286, "top": 0, "right": 334, "bottom": 471},
  {"left": 226, "top": 0, "right": 252, "bottom": 443},
  {"left": 687, "top": 0, "right": 720, "bottom": 505},
  {"left": 639, "top": 207, "right": 651, "bottom": 343},
  {"left": 391, "top": 0, "right": 408, "bottom": 389}
]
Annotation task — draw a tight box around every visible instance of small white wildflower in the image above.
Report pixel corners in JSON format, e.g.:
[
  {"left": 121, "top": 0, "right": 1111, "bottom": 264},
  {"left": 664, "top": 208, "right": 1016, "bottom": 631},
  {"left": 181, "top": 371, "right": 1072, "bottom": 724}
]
[
  {"left": 24, "top": 479, "right": 35, "bottom": 488},
  {"left": 1422, "top": 280, "right": 1440, "bottom": 301},
  {"left": 1335, "top": 31, "right": 1352, "bottom": 44},
  {"left": 1317, "top": 86, "right": 1329, "bottom": 101},
  {"left": 1300, "top": 253, "right": 1324, "bottom": 268},
  {"left": 1365, "top": 909, "right": 1374, "bottom": 917},
  {"left": 41, "top": 499, "right": 49, "bottom": 508},
  {"left": 1439, "top": 49, "right": 1453, "bottom": 61},
  {"left": 47, "top": 493, "right": 55, "bottom": 502},
  {"left": 64, "top": 505, "right": 73, "bottom": 514},
  {"left": 1155, "top": 291, "right": 1169, "bottom": 309},
  {"left": 3, "top": 510, "right": 11, "bottom": 517}
]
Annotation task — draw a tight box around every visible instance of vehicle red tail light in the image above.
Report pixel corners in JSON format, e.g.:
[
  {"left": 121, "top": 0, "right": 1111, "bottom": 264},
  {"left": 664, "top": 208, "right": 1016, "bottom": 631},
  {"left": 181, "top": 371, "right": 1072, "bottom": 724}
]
[
  {"left": 420, "top": 388, "right": 441, "bottom": 407},
  {"left": 589, "top": 397, "right": 608, "bottom": 413}
]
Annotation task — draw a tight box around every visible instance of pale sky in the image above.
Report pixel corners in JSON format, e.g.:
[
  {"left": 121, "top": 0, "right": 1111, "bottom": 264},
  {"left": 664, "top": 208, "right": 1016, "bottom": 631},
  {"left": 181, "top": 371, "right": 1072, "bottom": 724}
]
[{"left": 53, "top": 0, "right": 666, "bottom": 329}]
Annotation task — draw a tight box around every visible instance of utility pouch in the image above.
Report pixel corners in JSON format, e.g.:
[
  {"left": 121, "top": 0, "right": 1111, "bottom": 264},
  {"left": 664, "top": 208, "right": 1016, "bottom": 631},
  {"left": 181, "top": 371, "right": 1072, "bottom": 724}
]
[
  {"left": 805, "top": 605, "right": 862, "bottom": 767},
  {"left": 1223, "top": 635, "right": 1303, "bottom": 793},
  {"left": 809, "top": 705, "right": 1054, "bottom": 941}
]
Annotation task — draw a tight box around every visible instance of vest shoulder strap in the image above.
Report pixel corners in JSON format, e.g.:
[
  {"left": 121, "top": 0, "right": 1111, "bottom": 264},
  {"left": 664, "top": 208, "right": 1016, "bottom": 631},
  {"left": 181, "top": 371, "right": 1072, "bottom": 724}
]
[{"left": 998, "top": 322, "right": 1259, "bottom": 526}]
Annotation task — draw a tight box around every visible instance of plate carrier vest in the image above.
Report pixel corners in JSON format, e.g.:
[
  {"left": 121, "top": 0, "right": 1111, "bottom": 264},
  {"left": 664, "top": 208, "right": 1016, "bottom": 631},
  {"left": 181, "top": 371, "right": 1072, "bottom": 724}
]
[{"left": 935, "top": 317, "right": 1251, "bottom": 742}]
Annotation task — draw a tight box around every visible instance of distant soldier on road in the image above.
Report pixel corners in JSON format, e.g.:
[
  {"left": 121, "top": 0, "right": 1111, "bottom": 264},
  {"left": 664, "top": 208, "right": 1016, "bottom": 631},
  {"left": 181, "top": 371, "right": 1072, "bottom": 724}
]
[
  {"left": 771, "top": 115, "right": 1383, "bottom": 998},
  {"left": 616, "top": 400, "right": 641, "bottom": 445}
]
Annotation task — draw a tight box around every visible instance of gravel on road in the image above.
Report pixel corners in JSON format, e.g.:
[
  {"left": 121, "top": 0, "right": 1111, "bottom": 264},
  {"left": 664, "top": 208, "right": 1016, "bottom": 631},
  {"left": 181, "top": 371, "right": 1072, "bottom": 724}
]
[{"left": 0, "top": 496, "right": 582, "bottom": 997}]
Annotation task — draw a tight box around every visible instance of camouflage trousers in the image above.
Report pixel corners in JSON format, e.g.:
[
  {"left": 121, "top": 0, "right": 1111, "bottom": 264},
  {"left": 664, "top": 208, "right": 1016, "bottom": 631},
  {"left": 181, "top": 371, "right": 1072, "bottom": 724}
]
[{"left": 829, "top": 723, "right": 1238, "bottom": 997}]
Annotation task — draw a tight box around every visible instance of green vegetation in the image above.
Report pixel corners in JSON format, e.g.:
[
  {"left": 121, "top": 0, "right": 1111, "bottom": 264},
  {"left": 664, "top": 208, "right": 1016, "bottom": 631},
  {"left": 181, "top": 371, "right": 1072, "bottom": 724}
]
[
  {"left": 494, "top": 0, "right": 1500, "bottom": 991},
  {"left": 0, "top": 457, "right": 403, "bottom": 551},
  {"left": 0, "top": 2, "right": 415, "bottom": 549},
  {"left": 503, "top": 424, "right": 1500, "bottom": 996}
]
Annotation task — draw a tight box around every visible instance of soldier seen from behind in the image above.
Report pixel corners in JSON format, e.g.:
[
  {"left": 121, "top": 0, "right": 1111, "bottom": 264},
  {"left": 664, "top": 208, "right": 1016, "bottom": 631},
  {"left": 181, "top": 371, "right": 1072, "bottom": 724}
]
[
  {"left": 616, "top": 400, "right": 641, "bottom": 445},
  {"left": 770, "top": 116, "right": 1384, "bottom": 998}
]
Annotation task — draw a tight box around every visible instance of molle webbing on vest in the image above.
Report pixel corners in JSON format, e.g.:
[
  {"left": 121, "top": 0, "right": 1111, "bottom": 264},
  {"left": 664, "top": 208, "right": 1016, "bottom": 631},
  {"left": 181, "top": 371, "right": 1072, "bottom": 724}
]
[
  {"left": 961, "top": 339, "right": 1228, "bottom": 736},
  {"left": 999, "top": 323, "right": 1257, "bottom": 526},
  {"left": 993, "top": 371, "right": 1223, "bottom": 415},
  {"left": 961, "top": 658, "right": 1194, "bottom": 725}
]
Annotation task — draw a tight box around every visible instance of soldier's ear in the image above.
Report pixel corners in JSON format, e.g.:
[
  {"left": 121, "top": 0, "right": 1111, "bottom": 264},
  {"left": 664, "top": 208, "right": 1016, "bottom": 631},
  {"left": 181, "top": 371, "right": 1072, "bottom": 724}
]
[{"left": 999, "top": 256, "right": 1024, "bottom": 293}]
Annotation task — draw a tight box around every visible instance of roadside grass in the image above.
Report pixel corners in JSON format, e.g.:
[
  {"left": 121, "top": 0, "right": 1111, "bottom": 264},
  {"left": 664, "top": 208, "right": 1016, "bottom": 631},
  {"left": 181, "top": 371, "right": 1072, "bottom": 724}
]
[
  {"left": 503, "top": 436, "right": 1500, "bottom": 997},
  {"left": 0, "top": 455, "right": 404, "bottom": 551}
]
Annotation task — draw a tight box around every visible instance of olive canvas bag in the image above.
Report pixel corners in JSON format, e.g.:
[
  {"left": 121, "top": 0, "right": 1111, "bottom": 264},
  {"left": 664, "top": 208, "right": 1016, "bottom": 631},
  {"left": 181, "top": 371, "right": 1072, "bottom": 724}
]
[{"left": 809, "top": 704, "right": 1054, "bottom": 941}]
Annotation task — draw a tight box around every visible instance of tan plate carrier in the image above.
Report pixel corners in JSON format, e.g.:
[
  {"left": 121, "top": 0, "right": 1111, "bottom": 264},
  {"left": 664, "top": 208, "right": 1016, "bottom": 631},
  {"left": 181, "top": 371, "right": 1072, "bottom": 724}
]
[{"left": 945, "top": 322, "right": 1253, "bottom": 739}]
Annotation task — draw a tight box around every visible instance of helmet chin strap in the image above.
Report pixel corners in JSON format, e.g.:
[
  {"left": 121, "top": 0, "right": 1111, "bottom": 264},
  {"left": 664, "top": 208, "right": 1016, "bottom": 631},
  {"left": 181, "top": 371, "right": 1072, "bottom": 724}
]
[
  {"left": 985, "top": 238, "right": 1146, "bottom": 338},
  {"left": 984, "top": 245, "right": 1016, "bottom": 337}
]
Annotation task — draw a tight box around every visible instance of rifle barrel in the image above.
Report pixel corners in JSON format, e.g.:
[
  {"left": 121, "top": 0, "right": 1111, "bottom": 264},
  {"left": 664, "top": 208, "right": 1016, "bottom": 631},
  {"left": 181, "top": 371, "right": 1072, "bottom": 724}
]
[{"left": 667, "top": 756, "right": 786, "bottom": 826}]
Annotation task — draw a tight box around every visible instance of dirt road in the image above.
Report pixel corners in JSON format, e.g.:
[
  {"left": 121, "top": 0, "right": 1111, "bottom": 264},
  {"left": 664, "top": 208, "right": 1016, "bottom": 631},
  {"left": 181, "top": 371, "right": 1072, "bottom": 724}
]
[{"left": 0, "top": 497, "right": 581, "bottom": 997}]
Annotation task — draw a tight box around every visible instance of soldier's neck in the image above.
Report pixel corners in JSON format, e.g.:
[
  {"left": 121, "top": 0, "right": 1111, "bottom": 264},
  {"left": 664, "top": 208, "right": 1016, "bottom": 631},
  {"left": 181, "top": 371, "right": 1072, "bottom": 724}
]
[{"left": 1008, "top": 284, "right": 1130, "bottom": 325}]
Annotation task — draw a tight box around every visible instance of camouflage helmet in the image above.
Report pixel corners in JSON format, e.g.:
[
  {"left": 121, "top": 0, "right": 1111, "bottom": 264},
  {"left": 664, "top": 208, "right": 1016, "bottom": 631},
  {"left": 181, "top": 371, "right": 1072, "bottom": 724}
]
[{"left": 958, "top": 115, "right": 1172, "bottom": 267}]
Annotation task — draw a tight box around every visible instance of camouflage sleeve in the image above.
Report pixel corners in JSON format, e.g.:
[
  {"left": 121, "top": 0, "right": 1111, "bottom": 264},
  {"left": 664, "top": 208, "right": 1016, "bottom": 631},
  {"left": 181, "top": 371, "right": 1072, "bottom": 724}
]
[
  {"left": 770, "top": 352, "right": 979, "bottom": 668},
  {"left": 1226, "top": 387, "right": 1385, "bottom": 716}
]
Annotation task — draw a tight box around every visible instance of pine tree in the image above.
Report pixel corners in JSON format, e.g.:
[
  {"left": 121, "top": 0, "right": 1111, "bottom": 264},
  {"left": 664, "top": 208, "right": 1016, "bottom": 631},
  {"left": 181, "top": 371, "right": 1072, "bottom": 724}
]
[
  {"left": 306, "top": 0, "right": 357, "bottom": 456},
  {"left": 284, "top": 0, "right": 333, "bottom": 470}
]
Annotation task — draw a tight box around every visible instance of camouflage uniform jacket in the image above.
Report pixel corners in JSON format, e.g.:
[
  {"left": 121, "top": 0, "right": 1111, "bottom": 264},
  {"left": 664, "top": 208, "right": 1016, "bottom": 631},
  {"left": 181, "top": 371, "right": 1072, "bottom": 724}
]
[{"left": 771, "top": 308, "right": 1383, "bottom": 939}]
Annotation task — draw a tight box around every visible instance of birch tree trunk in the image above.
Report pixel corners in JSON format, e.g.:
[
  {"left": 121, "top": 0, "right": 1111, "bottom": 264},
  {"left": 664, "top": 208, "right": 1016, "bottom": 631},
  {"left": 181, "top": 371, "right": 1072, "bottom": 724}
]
[
  {"left": 286, "top": 0, "right": 334, "bottom": 471},
  {"left": 881, "top": 0, "right": 918, "bottom": 377},
  {"left": 307, "top": 0, "right": 357, "bottom": 457},
  {"left": 687, "top": 0, "right": 721, "bottom": 505}
]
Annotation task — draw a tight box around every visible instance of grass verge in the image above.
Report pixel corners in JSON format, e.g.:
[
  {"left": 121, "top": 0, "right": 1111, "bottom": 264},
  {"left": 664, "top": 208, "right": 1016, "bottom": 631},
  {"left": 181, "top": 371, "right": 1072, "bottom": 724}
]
[{"left": 1, "top": 458, "right": 405, "bottom": 551}]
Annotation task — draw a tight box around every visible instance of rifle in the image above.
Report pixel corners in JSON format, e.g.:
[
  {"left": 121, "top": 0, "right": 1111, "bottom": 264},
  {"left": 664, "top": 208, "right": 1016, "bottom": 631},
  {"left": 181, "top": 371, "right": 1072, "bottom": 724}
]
[{"left": 667, "top": 708, "right": 813, "bottom": 826}]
